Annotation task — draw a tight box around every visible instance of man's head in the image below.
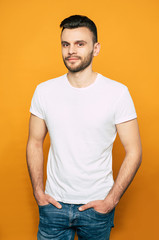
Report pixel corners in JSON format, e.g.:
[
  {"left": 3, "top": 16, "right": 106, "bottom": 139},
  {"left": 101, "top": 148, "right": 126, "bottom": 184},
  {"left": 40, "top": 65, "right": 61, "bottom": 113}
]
[
  {"left": 60, "top": 15, "right": 100, "bottom": 73},
  {"left": 60, "top": 15, "right": 98, "bottom": 44}
]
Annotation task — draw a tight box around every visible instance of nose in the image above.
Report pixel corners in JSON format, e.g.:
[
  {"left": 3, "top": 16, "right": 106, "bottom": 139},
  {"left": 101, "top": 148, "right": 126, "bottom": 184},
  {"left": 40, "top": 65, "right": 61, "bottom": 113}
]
[{"left": 68, "top": 44, "right": 77, "bottom": 55}]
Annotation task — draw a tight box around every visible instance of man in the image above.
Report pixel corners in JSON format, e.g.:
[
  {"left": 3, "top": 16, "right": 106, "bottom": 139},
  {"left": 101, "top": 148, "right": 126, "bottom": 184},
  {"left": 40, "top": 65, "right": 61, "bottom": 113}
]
[{"left": 26, "top": 15, "right": 142, "bottom": 240}]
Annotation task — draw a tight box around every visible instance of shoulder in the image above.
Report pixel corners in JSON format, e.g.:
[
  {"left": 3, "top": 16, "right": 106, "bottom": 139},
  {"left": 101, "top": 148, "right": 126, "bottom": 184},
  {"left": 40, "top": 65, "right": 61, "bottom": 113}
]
[
  {"left": 98, "top": 73, "right": 128, "bottom": 96},
  {"left": 98, "top": 73, "right": 127, "bottom": 90},
  {"left": 36, "top": 74, "right": 66, "bottom": 93}
]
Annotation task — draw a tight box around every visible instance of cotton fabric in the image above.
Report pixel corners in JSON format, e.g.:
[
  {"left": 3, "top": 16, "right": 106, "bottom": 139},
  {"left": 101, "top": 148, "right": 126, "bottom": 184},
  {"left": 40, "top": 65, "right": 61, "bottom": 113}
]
[{"left": 30, "top": 73, "right": 137, "bottom": 204}]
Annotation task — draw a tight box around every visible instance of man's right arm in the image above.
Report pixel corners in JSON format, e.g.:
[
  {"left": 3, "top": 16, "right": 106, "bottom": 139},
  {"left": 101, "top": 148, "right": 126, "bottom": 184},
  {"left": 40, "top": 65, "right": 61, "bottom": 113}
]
[{"left": 26, "top": 114, "right": 62, "bottom": 208}]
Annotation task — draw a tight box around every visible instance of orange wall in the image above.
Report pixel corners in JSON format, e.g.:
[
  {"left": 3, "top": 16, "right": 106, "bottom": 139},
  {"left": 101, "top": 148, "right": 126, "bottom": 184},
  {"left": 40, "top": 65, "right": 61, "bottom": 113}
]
[{"left": 0, "top": 0, "right": 159, "bottom": 239}]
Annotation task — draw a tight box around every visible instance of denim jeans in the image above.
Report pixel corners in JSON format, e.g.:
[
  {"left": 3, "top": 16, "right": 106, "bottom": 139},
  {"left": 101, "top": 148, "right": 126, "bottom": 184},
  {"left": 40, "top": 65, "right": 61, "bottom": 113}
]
[{"left": 37, "top": 201, "right": 115, "bottom": 240}]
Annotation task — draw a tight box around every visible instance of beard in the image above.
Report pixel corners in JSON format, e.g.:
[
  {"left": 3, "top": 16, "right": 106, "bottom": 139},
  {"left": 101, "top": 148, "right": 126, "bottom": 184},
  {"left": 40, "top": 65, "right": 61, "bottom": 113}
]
[{"left": 63, "top": 50, "right": 94, "bottom": 73}]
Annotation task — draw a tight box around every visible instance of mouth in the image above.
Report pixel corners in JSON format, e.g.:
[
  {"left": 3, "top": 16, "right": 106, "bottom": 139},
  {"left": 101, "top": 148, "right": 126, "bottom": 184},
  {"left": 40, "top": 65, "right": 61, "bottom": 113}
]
[{"left": 65, "top": 57, "right": 80, "bottom": 62}]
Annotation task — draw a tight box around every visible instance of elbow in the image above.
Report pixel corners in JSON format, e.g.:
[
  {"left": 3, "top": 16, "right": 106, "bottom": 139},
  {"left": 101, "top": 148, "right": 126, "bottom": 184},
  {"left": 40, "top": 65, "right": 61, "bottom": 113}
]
[
  {"left": 138, "top": 141, "right": 142, "bottom": 165},
  {"left": 138, "top": 148, "right": 142, "bottom": 167},
  {"left": 26, "top": 139, "right": 43, "bottom": 161},
  {"left": 26, "top": 138, "right": 43, "bottom": 151},
  {"left": 134, "top": 146, "right": 142, "bottom": 169},
  {"left": 126, "top": 146, "right": 142, "bottom": 169}
]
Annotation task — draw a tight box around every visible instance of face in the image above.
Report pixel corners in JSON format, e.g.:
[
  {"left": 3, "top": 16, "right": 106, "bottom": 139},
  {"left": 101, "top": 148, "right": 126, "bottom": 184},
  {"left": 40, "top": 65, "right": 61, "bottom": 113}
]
[{"left": 61, "top": 27, "right": 99, "bottom": 73}]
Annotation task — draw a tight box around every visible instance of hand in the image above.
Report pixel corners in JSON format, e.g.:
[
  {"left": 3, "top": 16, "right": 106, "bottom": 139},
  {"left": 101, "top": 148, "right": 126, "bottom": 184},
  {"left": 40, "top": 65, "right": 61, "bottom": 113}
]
[
  {"left": 79, "top": 195, "right": 118, "bottom": 214},
  {"left": 34, "top": 190, "right": 62, "bottom": 209}
]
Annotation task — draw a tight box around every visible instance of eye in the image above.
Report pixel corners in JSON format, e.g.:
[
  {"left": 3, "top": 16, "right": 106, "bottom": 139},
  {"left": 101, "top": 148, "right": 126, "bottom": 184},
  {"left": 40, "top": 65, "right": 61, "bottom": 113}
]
[
  {"left": 62, "top": 43, "right": 69, "bottom": 47},
  {"left": 77, "top": 42, "right": 84, "bottom": 47}
]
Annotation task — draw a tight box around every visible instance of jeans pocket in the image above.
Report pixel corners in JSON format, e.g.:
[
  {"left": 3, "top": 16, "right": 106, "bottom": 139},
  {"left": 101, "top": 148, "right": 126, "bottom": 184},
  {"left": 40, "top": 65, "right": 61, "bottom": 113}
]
[
  {"left": 38, "top": 203, "right": 52, "bottom": 209},
  {"left": 90, "top": 207, "right": 111, "bottom": 216},
  {"left": 89, "top": 208, "right": 115, "bottom": 229}
]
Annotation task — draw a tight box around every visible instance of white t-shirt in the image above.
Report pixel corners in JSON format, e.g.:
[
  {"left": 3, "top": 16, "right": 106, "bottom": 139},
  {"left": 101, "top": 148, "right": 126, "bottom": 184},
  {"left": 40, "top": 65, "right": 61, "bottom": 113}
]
[{"left": 30, "top": 73, "right": 137, "bottom": 204}]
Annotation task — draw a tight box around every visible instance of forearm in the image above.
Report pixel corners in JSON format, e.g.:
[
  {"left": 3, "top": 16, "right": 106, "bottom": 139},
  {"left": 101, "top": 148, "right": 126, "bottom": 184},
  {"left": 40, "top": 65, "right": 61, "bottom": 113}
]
[
  {"left": 106, "top": 151, "right": 142, "bottom": 205},
  {"left": 26, "top": 139, "right": 62, "bottom": 208},
  {"left": 26, "top": 140, "right": 44, "bottom": 198}
]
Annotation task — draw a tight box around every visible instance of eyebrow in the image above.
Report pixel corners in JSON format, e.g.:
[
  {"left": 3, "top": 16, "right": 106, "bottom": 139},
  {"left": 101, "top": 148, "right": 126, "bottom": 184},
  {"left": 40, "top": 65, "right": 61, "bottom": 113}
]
[
  {"left": 75, "top": 40, "right": 87, "bottom": 44},
  {"left": 61, "top": 41, "right": 69, "bottom": 45},
  {"left": 61, "top": 40, "right": 87, "bottom": 44}
]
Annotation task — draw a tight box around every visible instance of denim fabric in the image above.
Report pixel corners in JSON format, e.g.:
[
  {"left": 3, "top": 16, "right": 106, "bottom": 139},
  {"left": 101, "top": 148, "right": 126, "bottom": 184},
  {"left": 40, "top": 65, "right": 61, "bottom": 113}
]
[{"left": 37, "top": 201, "right": 115, "bottom": 240}]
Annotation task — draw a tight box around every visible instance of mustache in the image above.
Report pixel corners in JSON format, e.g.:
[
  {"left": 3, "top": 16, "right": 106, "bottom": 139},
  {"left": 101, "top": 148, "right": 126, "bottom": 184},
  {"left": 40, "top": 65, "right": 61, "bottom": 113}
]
[{"left": 65, "top": 56, "right": 81, "bottom": 60}]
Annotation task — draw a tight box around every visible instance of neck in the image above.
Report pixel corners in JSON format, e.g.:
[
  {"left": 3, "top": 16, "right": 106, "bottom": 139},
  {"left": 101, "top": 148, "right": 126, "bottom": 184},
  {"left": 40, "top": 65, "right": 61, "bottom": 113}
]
[{"left": 67, "top": 67, "right": 98, "bottom": 88}]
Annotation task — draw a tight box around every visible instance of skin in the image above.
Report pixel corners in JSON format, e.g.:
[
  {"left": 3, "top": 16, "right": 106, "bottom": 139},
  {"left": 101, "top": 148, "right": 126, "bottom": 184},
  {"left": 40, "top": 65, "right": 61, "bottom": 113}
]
[
  {"left": 26, "top": 27, "right": 142, "bottom": 213},
  {"left": 61, "top": 27, "right": 100, "bottom": 88}
]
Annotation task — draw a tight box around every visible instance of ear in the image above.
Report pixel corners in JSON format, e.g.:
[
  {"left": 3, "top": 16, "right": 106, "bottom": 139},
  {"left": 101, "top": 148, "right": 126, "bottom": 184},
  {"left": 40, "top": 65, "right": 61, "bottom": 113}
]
[{"left": 93, "top": 42, "right": 101, "bottom": 56}]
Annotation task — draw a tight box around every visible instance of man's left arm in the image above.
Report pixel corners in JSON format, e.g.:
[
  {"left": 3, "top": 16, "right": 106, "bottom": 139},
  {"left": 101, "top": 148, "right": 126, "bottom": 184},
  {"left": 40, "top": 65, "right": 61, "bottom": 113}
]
[{"left": 79, "top": 118, "right": 142, "bottom": 213}]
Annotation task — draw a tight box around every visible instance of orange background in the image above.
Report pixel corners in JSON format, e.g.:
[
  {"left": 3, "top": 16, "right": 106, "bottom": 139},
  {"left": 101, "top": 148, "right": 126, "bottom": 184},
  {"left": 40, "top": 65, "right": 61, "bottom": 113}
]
[{"left": 0, "top": 0, "right": 159, "bottom": 239}]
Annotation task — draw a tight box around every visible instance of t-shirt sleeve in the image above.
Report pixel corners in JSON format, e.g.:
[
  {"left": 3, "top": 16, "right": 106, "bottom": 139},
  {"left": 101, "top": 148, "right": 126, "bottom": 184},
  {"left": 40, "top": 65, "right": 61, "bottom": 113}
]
[
  {"left": 114, "top": 87, "right": 137, "bottom": 124},
  {"left": 30, "top": 86, "right": 45, "bottom": 120}
]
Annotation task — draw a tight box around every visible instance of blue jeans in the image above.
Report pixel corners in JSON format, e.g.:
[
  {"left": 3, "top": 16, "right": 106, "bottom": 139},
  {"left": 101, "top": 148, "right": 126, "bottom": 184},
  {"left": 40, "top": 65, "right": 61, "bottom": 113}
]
[{"left": 37, "top": 201, "right": 115, "bottom": 240}]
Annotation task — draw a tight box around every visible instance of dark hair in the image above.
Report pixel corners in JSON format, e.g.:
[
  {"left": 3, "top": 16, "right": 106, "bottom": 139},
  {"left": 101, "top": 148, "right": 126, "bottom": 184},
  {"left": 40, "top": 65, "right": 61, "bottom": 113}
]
[{"left": 60, "top": 15, "right": 98, "bottom": 43}]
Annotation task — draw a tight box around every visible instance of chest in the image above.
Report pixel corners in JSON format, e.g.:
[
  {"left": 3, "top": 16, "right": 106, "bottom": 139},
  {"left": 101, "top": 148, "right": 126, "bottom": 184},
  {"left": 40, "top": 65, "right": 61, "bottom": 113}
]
[{"left": 44, "top": 91, "right": 115, "bottom": 133}]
